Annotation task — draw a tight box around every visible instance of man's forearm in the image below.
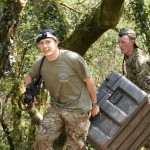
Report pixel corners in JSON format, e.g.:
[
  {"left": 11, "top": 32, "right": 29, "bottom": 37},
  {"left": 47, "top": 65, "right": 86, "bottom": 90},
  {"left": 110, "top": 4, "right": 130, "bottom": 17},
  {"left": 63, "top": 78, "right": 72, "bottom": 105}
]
[
  {"left": 84, "top": 76, "right": 97, "bottom": 104},
  {"left": 25, "top": 73, "right": 33, "bottom": 85}
]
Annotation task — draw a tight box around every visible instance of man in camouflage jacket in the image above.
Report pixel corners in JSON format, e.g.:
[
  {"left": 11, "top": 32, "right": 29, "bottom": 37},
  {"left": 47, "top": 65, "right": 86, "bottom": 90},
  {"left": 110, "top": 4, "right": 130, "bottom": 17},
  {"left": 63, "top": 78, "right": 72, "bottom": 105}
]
[
  {"left": 118, "top": 28, "right": 150, "bottom": 93},
  {"left": 118, "top": 28, "right": 150, "bottom": 149}
]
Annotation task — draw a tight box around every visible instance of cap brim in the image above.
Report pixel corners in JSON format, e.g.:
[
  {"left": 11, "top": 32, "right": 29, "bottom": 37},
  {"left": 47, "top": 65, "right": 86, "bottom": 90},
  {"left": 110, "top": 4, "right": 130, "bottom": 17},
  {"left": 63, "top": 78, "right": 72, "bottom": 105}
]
[{"left": 134, "top": 42, "right": 139, "bottom": 48}]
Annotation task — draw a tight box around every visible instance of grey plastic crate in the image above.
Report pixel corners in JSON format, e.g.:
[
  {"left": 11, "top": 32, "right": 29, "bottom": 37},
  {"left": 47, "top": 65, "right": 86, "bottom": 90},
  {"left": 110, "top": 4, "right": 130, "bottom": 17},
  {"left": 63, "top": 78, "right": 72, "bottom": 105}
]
[{"left": 88, "top": 71, "right": 150, "bottom": 150}]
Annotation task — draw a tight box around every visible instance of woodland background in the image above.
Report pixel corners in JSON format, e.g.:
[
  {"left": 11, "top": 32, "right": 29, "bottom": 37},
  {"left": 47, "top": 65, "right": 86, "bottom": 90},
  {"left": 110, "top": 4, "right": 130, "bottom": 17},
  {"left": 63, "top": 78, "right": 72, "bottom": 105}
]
[{"left": 0, "top": 0, "right": 150, "bottom": 150}]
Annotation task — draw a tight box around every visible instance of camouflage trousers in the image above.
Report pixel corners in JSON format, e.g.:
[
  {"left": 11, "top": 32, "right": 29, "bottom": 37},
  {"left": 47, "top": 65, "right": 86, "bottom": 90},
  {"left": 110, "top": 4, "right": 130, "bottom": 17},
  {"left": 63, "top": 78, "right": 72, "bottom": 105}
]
[{"left": 35, "top": 104, "right": 91, "bottom": 150}]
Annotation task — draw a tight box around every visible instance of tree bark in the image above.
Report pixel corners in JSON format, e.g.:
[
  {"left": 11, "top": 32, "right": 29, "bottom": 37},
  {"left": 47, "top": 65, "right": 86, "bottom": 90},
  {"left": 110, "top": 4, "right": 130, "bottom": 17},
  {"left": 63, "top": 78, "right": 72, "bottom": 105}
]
[
  {"left": 64, "top": 0, "right": 124, "bottom": 56},
  {"left": 0, "top": 0, "right": 26, "bottom": 77}
]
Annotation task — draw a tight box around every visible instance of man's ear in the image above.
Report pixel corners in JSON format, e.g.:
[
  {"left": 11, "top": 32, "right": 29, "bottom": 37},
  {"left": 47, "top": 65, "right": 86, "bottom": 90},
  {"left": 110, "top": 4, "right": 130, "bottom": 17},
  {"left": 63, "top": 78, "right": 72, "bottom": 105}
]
[
  {"left": 55, "top": 39, "right": 59, "bottom": 45},
  {"left": 131, "top": 39, "right": 135, "bottom": 46}
]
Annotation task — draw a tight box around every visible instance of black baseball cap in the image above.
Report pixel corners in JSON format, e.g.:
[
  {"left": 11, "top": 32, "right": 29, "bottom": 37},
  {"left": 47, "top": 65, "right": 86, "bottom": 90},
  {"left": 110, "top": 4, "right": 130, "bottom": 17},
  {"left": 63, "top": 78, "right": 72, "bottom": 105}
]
[{"left": 36, "top": 29, "right": 58, "bottom": 43}]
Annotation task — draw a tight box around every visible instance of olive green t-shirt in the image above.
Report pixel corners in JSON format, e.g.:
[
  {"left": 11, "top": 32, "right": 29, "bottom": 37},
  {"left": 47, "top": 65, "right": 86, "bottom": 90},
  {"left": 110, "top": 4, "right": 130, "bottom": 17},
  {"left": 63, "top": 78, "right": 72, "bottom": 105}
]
[{"left": 28, "top": 50, "right": 92, "bottom": 111}]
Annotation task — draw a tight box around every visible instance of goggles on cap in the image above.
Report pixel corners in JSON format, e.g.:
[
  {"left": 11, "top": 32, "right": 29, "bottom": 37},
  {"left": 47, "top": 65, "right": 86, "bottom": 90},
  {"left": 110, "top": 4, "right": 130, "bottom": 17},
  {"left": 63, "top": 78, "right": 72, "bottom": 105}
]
[
  {"left": 118, "top": 32, "right": 136, "bottom": 39},
  {"left": 36, "top": 32, "right": 58, "bottom": 43},
  {"left": 118, "top": 30, "right": 136, "bottom": 39}
]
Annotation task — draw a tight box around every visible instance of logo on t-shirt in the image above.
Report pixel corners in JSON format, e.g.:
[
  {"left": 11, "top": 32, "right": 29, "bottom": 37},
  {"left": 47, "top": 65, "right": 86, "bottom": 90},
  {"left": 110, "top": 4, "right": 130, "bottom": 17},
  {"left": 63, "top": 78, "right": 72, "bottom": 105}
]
[{"left": 59, "top": 73, "right": 68, "bottom": 82}]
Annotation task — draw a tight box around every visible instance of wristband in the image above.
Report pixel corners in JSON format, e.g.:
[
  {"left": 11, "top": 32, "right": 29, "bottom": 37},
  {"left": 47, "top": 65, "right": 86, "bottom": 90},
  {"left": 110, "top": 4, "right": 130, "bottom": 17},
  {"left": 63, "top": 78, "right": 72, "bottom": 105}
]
[{"left": 92, "top": 102, "right": 97, "bottom": 107}]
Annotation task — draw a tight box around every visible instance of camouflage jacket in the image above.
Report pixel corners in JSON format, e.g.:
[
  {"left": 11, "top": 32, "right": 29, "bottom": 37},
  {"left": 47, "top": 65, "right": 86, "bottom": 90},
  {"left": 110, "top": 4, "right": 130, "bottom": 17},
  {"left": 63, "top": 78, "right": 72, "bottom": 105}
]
[{"left": 124, "top": 48, "right": 150, "bottom": 93}]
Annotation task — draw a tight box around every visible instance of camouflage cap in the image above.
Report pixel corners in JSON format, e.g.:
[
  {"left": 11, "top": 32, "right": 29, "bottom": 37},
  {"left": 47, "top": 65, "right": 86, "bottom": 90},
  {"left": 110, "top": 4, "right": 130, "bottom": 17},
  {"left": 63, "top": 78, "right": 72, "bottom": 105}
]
[{"left": 118, "top": 28, "right": 138, "bottom": 48}]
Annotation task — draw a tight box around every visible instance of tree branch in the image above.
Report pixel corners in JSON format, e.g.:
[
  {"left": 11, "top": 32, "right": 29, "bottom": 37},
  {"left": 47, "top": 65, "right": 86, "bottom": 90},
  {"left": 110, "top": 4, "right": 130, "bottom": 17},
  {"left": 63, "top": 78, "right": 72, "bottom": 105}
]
[{"left": 64, "top": 0, "right": 124, "bottom": 56}]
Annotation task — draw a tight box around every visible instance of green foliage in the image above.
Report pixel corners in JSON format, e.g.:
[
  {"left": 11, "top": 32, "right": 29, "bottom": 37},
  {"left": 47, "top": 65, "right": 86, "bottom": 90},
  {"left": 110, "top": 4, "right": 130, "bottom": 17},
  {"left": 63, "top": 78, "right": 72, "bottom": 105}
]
[
  {"left": 0, "top": 0, "right": 149, "bottom": 149},
  {"left": 127, "top": 0, "right": 150, "bottom": 52},
  {"left": 60, "top": 0, "right": 99, "bottom": 28},
  {"left": 85, "top": 29, "right": 123, "bottom": 87}
]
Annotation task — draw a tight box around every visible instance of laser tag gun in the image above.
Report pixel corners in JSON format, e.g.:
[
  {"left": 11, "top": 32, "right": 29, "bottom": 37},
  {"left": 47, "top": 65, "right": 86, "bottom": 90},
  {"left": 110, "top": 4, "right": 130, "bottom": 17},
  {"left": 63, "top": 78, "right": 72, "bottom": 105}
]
[
  {"left": 18, "top": 56, "right": 45, "bottom": 111},
  {"left": 18, "top": 76, "right": 42, "bottom": 110}
]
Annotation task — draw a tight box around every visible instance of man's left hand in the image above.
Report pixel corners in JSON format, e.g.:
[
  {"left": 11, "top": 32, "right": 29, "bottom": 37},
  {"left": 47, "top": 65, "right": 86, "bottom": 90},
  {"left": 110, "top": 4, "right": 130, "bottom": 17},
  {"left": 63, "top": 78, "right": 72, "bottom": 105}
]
[{"left": 91, "top": 105, "right": 100, "bottom": 117}]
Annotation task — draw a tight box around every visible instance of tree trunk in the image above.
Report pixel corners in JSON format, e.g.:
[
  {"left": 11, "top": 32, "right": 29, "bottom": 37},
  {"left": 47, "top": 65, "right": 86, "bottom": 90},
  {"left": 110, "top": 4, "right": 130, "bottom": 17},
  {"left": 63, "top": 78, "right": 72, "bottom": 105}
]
[
  {"left": 0, "top": 0, "right": 25, "bottom": 77},
  {"left": 64, "top": 0, "right": 124, "bottom": 56},
  {"left": 11, "top": 82, "right": 23, "bottom": 150}
]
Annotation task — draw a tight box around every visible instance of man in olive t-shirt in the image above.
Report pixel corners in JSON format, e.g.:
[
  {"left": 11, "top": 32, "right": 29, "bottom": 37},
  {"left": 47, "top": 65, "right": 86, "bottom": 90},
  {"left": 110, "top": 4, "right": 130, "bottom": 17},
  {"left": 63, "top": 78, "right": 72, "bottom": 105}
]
[{"left": 25, "top": 29, "right": 100, "bottom": 150}]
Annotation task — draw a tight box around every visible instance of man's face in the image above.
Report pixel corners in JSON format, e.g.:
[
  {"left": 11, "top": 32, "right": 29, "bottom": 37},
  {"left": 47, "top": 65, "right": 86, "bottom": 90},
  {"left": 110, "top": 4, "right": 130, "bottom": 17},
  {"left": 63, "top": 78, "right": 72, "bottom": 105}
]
[
  {"left": 118, "top": 35, "right": 134, "bottom": 56},
  {"left": 38, "top": 38, "right": 58, "bottom": 57}
]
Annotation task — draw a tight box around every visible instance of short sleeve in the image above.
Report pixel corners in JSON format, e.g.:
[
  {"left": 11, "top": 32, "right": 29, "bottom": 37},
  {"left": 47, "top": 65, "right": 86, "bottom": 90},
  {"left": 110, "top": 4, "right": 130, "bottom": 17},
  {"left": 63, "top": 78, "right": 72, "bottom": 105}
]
[{"left": 28, "top": 56, "right": 44, "bottom": 78}]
